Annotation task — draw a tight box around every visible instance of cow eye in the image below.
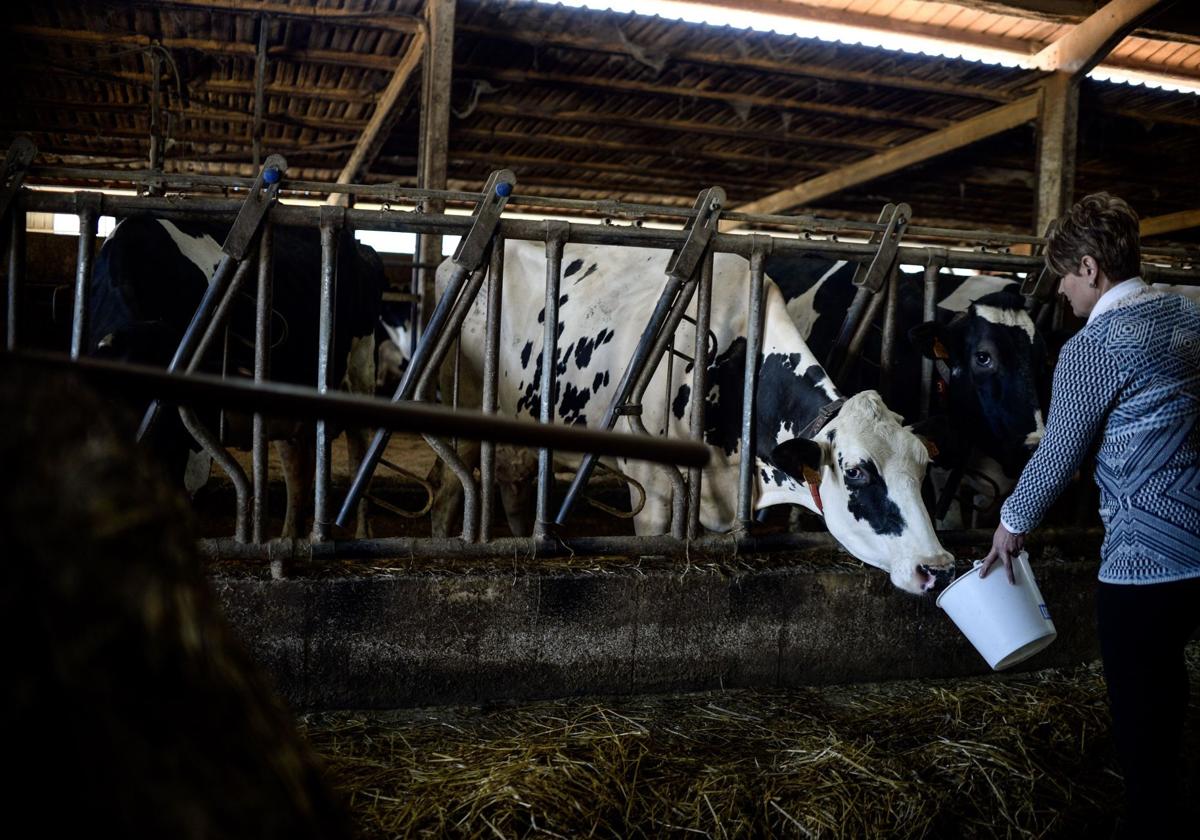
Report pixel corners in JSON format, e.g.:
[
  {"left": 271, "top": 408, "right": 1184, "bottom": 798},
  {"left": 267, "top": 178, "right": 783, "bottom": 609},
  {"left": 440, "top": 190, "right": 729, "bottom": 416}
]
[
  {"left": 974, "top": 351, "right": 993, "bottom": 368},
  {"left": 843, "top": 466, "right": 867, "bottom": 485}
]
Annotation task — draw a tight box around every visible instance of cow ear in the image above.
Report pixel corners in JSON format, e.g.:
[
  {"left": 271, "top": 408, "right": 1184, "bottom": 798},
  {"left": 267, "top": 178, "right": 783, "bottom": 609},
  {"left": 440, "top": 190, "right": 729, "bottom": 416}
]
[
  {"left": 770, "top": 437, "right": 824, "bottom": 483},
  {"left": 907, "top": 415, "right": 963, "bottom": 466},
  {"left": 908, "top": 322, "right": 951, "bottom": 362}
]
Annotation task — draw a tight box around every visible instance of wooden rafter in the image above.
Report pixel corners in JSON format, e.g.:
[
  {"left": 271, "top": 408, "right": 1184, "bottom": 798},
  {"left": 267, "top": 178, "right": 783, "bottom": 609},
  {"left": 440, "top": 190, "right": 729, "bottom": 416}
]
[
  {"left": 124, "top": 0, "right": 422, "bottom": 33},
  {"left": 457, "top": 65, "right": 953, "bottom": 130},
  {"left": 331, "top": 27, "right": 427, "bottom": 193},
  {"left": 1030, "top": 0, "right": 1163, "bottom": 77},
  {"left": 455, "top": 25, "right": 1018, "bottom": 104},
  {"left": 732, "top": 96, "right": 1040, "bottom": 220},
  {"left": 1140, "top": 208, "right": 1200, "bottom": 237}
]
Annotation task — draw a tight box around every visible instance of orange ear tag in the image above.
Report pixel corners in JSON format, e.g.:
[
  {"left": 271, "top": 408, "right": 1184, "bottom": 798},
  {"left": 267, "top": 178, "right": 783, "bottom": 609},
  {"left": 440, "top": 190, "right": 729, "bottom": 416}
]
[
  {"left": 802, "top": 465, "right": 824, "bottom": 514},
  {"left": 932, "top": 338, "right": 950, "bottom": 360}
]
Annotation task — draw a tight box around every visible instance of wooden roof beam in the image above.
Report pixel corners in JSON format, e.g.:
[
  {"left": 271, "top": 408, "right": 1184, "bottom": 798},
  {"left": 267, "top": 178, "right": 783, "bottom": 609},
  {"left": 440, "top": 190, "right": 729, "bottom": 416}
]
[
  {"left": 329, "top": 27, "right": 426, "bottom": 200},
  {"left": 1030, "top": 0, "right": 1163, "bottom": 78},
  {"left": 731, "top": 96, "right": 1040, "bottom": 221},
  {"left": 1140, "top": 208, "right": 1200, "bottom": 237},
  {"left": 126, "top": 1, "right": 422, "bottom": 33}
]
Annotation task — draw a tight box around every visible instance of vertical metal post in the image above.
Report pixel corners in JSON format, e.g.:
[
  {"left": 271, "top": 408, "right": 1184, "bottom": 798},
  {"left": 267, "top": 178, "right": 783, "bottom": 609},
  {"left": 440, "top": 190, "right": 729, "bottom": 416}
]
[
  {"left": 149, "top": 49, "right": 163, "bottom": 174},
  {"left": 252, "top": 223, "right": 274, "bottom": 543},
  {"left": 5, "top": 195, "right": 24, "bottom": 351},
  {"left": 536, "top": 223, "right": 567, "bottom": 538},
  {"left": 685, "top": 252, "right": 713, "bottom": 540},
  {"left": 70, "top": 195, "right": 101, "bottom": 358},
  {"left": 878, "top": 264, "right": 901, "bottom": 405},
  {"left": 253, "top": 15, "right": 268, "bottom": 170},
  {"left": 738, "top": 238, "right": 769, "bottom": 528},
  {"left": 313, "top": 208, "right": 341, "bottom": 541},
  {"left": 920, "top": 259, "right": 942, "bottom": 420},
  {"left": 479, "top": 236, "right": 504, "bottom": 542}
]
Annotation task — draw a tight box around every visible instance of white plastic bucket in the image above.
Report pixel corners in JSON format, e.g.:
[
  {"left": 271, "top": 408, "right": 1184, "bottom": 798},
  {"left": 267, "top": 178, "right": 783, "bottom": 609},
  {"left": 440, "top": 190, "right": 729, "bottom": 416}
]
[{"left": 936, "top": 551, "right": 1057, "bottom": 670}]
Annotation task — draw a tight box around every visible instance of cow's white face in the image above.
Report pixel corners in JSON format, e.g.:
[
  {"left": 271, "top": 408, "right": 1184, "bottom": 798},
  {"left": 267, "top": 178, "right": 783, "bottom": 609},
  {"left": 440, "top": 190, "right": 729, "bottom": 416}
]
[{"left": 769, "top": 391, "right": 955, "bottom": 595}]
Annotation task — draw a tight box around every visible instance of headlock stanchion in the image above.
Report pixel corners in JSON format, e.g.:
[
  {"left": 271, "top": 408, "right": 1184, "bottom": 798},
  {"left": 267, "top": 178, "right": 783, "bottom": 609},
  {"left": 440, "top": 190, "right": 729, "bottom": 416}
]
[
  {"left": 824, "top": 202, "right": 910, "bottom": 385},
  {"left": 3, "top": 137, "right": 37, "bottom": 352},
  {"left": 336, "top": 169, "right": 516, "bottom": 531},
  {"left": 554, "top": 186, "right": 725, "bottom": 530},
  {"left": 136, "top": 154, "right": 287, "bottom": 442}
]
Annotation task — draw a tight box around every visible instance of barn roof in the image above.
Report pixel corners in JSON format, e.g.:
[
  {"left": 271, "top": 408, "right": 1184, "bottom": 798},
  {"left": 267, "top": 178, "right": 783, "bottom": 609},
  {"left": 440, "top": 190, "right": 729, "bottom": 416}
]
[{"left": 5, "top": 0, "right": 1199, "bottom": 240}]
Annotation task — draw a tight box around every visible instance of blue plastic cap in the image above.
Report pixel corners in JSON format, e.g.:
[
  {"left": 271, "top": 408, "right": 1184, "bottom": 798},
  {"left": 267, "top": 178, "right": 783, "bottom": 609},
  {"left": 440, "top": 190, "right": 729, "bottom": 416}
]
[
  {"left": 263, "top": 167, "right": 281, "bottom": 184},
  {"left": 495, "top": 181, "right": 512, "bottom": 198}
]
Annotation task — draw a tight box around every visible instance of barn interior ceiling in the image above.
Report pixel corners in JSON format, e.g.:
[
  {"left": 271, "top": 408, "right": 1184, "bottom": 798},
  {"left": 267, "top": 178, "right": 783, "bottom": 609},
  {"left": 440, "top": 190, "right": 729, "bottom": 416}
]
[{"left": 3, "top": 0, "right": 1198, "bottom": 240}]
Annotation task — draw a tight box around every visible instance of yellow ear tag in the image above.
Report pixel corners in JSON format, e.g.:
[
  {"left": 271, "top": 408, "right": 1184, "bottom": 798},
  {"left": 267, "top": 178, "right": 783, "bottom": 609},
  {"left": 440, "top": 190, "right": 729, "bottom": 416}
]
[
  {"left": 922, "top": 438, "right": 940, "bottom": 458},
  {"left": 932, "top": 338, "right": 950, "bottom": 360}
]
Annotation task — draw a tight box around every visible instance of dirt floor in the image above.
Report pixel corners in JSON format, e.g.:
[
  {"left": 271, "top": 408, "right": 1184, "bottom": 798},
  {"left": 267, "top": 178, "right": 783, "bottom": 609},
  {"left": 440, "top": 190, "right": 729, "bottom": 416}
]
[{"left": 298, "top": 644, "right": 1200, "bottom": 840}]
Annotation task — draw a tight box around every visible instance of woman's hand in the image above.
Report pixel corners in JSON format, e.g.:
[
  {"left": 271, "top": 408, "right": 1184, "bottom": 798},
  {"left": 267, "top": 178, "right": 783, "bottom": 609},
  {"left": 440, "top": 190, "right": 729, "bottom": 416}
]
[{"left": 979, "top": 523, "right": 1025, "bottom": 584}]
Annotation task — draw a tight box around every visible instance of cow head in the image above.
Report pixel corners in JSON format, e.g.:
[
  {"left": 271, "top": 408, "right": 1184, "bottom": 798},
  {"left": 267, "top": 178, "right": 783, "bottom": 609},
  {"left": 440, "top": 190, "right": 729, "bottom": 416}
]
[
  {"left": 767, "top": 391, "right": 955, "bottom": 595},
  {"left": 909, "top": 288, "right": 1048, "bottom": 478}
]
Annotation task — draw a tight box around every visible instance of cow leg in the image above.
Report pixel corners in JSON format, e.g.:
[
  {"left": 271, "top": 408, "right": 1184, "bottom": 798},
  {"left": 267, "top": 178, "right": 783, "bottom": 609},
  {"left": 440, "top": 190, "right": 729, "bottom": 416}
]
[
  {"left": 496, "top": 444, "right": 537, "bottom": 537},
  {"left": 342, "top": 334, "right": 377, "bottom": 539},
  {"left": 275, "top": 433, "right": 314, "bottom": 540},
  {"left": 428, "top": 348, "right": 481, "bottom": 539}
]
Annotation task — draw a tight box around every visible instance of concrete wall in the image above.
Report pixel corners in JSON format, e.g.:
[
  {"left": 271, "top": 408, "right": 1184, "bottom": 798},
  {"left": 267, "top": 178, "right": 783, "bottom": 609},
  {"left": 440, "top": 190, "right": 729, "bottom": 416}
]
[{"left": 215, "top": 551, "right": 1102, "bottom": 711}]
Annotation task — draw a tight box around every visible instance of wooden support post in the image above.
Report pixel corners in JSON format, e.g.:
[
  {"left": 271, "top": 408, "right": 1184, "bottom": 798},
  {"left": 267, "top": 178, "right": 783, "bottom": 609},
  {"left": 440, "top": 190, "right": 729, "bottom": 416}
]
[
  {"left": 1034, "top": 72, "right": 1079, "bottom": 238},
  {"left": 416, "top": 0, "right": 455, "bottom": 337}
]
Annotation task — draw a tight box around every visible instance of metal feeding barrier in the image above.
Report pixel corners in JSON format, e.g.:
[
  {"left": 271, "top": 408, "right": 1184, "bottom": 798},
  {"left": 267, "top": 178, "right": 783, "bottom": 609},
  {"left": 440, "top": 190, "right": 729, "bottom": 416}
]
[{"left": 4, "top": 137, "right": 1199, "bottom": 565}]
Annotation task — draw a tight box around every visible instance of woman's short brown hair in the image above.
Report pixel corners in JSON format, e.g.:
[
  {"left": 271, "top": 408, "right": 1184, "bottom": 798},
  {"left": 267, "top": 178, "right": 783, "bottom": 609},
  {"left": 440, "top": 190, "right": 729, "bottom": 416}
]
[{"left": 1045, "top": 192, "right": 1141, "bottom": 282}]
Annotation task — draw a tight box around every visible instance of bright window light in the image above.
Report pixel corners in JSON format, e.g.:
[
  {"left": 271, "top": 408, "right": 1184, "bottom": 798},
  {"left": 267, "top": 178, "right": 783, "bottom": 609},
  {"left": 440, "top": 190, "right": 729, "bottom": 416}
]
[
  {"left": 354, "top": 229, "right": 460, "bottom": 256},
  {"left": 52, "top": 213, "right": 116, "bottom": 236},
  {"left": 534, "top": 0, "right": 1200, "bottom": 95}
]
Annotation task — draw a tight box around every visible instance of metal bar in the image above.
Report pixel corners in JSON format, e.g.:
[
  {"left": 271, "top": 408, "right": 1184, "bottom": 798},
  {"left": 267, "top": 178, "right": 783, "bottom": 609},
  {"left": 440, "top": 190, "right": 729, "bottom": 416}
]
[
  {"left": 836, "top": 282, "right": 890, "bottom": 387},
  {"left": 738, "top": 238, "right": 770, "bottom": 528},
  {"left": 20, "top": 194, "right": 1200, "bottom": 279},
  {"left": 198, "top": 525, "right": 1104, "bottom": 564},
  {"left": 252, "top": 14, "right": 268, "bottom": 170},
  {"left": 180, "top": 405, "right": 249, "bottom": 543},
  {"left": 136, "top": 254, "right": 236, "bottom": 439},
  {"left": 5, "top": 196, "right": 25, "bottom": 351},
  {"left": 479, "top": 235, "right": 504, "bottom": 541},
  {"left": 536, "top": 224, "right": 568, "bottom": 538},
  {"left": 70, "top": 194, "right": 102, "bottom": 358},
  {"left": 149, "top": 50, "right": 163, "bottom": 174},
  {"left": 686, "top": 252, "right": 714, "bottom": 540},
  {"left": 920, "top": 255, "right": 945, "bottom": 420},
  {"left": 878, "top": 262, "right": 901, "bottom": 405},
  {"left": 313, "top": 207, "right": 341, "bottom": 541},
  {"left": 9, "top": 350, "right": 711, "bottom": 467},
  {"left": 252, "top": 222, "right": 273, "bottom": 543},
  {"left": 185, "top": 255, "right": 257, "bottom": 373},
  {"left": 554, "top": 271, "right": 689, "bottom": 526}
]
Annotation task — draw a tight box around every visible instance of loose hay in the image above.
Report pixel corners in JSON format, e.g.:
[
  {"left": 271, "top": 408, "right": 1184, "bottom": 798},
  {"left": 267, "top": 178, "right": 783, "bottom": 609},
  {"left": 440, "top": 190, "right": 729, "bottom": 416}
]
[{"left": 300, "top": 643, "right": 1200, "bottom": 838}]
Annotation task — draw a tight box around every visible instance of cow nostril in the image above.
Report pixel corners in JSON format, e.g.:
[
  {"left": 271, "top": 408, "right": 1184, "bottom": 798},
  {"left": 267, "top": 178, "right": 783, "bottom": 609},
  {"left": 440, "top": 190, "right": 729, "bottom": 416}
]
[{"left": 919, "top": 564, "right": 955, "bottom": 592}]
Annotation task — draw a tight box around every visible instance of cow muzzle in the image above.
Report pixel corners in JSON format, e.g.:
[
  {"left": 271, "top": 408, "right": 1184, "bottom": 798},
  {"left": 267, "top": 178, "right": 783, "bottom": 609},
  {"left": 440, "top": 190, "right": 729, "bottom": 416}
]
[{"left": 918, "top": 561, "right": 956, "bottom": 594}]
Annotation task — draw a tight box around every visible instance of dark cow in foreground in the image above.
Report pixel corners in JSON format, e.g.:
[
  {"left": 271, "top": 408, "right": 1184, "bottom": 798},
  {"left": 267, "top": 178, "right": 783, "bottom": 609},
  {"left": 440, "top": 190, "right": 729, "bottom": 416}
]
[
  {"left": 766, "top": 256, "right": 1049, "bottom": 526},
  {"left": 89, "top": 216, "right": 386, "bottom": 537},
  {"left": 2, "top": 361, "right": 351, "bottom": 838},
  {"left": 437, "top": 242, "right": 955, "bottom": 595}
]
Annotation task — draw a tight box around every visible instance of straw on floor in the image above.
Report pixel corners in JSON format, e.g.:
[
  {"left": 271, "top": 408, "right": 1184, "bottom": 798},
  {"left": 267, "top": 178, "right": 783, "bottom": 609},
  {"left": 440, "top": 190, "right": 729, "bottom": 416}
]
[{"left": 301, "top": 644, "right": 1200, "bottom": 839}]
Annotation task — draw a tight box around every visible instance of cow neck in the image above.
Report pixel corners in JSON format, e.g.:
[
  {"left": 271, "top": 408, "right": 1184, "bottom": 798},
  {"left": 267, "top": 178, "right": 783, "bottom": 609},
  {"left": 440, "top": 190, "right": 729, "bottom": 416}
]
[{"left": 797, "top": 397, "right": 845, "bottom": 440}]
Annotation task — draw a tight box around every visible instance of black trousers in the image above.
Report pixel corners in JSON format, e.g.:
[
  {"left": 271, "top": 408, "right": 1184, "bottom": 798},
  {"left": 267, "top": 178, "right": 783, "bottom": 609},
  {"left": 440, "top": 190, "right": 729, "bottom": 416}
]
[{"left": 1096, "top": 576, "right": 1200, "bottom": 835}]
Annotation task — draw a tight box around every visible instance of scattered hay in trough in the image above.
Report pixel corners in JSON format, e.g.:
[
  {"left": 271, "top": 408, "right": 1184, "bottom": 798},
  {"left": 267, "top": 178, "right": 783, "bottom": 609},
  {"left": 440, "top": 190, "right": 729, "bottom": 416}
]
[{"left": 300, "top": 643, "right": 1200, "bottom": 838}]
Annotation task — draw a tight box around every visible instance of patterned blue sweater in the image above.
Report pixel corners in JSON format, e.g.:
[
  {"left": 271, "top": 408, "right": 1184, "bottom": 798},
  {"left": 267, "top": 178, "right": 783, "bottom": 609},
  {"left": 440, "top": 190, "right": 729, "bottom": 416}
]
[{"left": 1000, "top": 287, "right": 1200, "bottom": 584}]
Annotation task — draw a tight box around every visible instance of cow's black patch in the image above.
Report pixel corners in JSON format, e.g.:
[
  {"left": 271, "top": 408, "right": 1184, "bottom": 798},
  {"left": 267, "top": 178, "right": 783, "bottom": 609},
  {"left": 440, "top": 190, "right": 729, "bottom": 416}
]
[
  {"left": 564, "top": 258, "right": 584, "bottom": 277},
  {"left": 672, "top": 383, "right": 690, "bottom": 420},
  {"left": 592, "top": 370, "right": 610, "bottom": 392},
  {"left": 702, "top": 339, "right": 838, "bottom": 468},
  {"left": 520, "top": 340, "right": 533, "bottom": 370},
  {"left": 559, "top": 382, "right": 590, "bottom": 426},
  {"left": 580, "top": 263, "right": 598, "bottom": 282},
  {"left": 574, "top": 334, "right": 601, "bottom": 369},
  {"left": 826, "top": 428, "right": 836, "bottom": 443},
  {"left": 846, "top": 460, "right": 905, "bottom": 536}
]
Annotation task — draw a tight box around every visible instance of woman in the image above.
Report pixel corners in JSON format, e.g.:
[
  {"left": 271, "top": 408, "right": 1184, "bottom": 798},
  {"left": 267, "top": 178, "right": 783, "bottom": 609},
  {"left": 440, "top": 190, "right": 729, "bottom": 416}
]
[{"left": 980, "top": 192, "right": 1200, "bottom": 834}]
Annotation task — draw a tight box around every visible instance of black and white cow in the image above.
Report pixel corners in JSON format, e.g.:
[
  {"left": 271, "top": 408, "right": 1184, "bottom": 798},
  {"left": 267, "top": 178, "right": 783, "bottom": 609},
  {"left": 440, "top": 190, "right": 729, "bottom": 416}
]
[
  {"left": 436, "top": 242, "right": 955, "bottom": 595},
  {"left": 766, "top": 255, "right": 1049, "bottom": 525},
  {"left": 88, "top": 216, "right": 386, "bottom": 538}
]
